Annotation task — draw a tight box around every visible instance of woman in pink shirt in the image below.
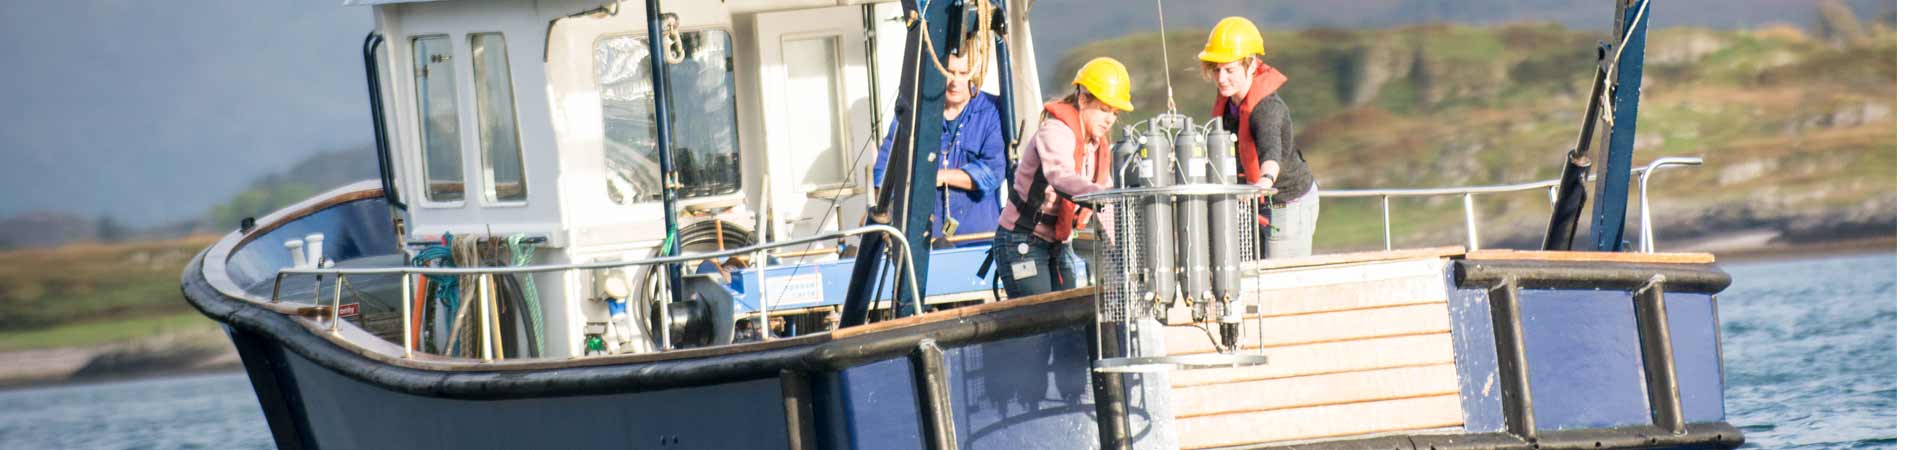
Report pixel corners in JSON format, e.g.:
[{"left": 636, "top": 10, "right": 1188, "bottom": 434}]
[{"left": 992, "top": 57, "right": 1133, "bottom": 298}]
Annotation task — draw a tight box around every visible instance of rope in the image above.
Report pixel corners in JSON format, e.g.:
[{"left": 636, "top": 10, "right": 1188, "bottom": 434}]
[
  {"left": 1154, "top": 0, "right": 1177, "bottom": 112},
  {"left": 1599, "top": 0, "right": 1652, "bottom": 125},
  {"left": 443, "top": 235, "right": 483, "bottom": 357},
  {"left": 508, "top": 234, "right": 545, "bottom": 356},
  {"left": 908, "top": 0, "right": 994, "bottom": 84}
]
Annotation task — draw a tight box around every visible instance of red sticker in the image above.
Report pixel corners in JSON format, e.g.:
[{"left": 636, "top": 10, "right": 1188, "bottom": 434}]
[{"left": 338, "top": 303, "right": 361, "bottom": 318}]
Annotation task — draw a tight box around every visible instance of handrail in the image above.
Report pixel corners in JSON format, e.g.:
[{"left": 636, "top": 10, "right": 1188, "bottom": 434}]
[
  {"left": 1319, "top": 157, "right": 1702, "bottom": 252},
  {"left": 360, "top": 32, "right": 404, "bottom": 212},
  {"left": 277, "top": 224, "right": 912, "bottom": 276},
  {"left": 271, "top": 224, "right": 921, "bottom": 361},
  {"left": 1637, "top": 157, "right": 1701, "bottom": 253}
]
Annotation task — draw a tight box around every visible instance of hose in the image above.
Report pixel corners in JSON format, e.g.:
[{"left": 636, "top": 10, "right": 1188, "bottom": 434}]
[
  {"left": 677, "top": 219, "right": 758, "bottom": 253},
  {"left": 409, "top": 235, "right": 459, "bottom": 353}
]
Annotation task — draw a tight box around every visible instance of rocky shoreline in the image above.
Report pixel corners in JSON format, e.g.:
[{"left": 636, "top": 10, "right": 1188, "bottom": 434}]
[{"left": 0, "top": 328, "right": 241, "bottom": 390}]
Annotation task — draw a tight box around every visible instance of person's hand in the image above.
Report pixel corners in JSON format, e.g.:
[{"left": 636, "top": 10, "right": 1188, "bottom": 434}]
[{"left": 935, "top": 169, "right": 974, "bottom": 190}]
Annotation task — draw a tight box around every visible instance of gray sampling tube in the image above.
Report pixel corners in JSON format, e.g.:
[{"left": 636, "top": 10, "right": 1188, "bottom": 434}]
[
  {"left": 1174, "top": 126, "right": 1212, "bottom": 320},
  {"left": 1114, "top": 136, "right": 1143, "bottom": 188},
  {"left": 1141, "top": 131, "right": 1177, "bottom": 314},
  {"left": 1207, "top": 126, "right": 1244, "bottom": 349}
]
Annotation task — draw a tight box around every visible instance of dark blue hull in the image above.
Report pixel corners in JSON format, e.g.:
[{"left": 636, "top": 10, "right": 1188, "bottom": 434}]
[{"left": 183, "top": 186, "right": 1742, "bottom": 449}]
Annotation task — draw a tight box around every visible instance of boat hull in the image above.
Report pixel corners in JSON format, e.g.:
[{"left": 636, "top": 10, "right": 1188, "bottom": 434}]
[{"left": 181, "top": 184, "right": 1743, "bottom": 450}]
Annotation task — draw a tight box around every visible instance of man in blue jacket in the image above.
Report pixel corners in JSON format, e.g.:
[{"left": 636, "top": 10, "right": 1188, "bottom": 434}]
[{"left": 873, "top": 40, "right": 1006, "bottom": 247}]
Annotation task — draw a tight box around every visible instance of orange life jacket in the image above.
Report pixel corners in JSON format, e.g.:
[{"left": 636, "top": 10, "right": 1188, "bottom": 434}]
[
  {"left": 1038, "top": 100, "right": 1111, "bottom": 241},
  {"left": 1210, "top": 61, "right": 1289, "bottom": 184}
]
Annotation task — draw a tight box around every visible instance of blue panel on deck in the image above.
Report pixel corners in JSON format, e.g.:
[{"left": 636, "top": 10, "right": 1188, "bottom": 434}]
[
  {"left": 827, "top": 358, "right": 925, "bottom": 450},
  {"left": 733, "top": 246, "right": 1000, "bottom": 312},
  {"left": 946, "top": 328, "right": 1102, "bottom": 448},
  {"left": 1520, "top": 289, "right": 1651, "bottom": 430},
  {"left": 1446, "top": 271, "right": 1506, "bottom": 433},
  {"left": 731, "top": 245, "right": 1088, "bottom": 313},
  {"left": 1665, "top": 292, "right": 1726, "bottom": 422}
]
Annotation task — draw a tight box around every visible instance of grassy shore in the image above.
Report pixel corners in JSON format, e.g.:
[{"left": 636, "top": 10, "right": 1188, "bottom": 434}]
[
  {"left": 0, "top": 236, "right": 236, "bottom": 387},
  {"left": 0, "top": 235, "right": 218, "bottom": 334},
  {"left": 0, "top": 312, "right": 219, "bottom": 352}
]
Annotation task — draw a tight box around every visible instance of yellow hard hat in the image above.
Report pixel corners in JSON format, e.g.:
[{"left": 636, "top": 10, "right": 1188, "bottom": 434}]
[
  {"left": 1198, "top": 17, "right": 1264, "bottom": 63},
  {"left": 1072, "top": 57, "right": 1134, "bottom": 112}
]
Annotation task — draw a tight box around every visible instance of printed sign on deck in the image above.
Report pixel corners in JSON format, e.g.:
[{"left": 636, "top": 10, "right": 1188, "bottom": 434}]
[
  {"left": 337, "top": 302, "right": 361, "bottom": 318},
  {"left": 761, "top": 272, "right": 825, "bottom": 309}
]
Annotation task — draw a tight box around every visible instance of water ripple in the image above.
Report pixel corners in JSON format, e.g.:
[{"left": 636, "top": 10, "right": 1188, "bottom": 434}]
[{"left": 1719, "top": 252, "right": 1896, "bottom": 449}]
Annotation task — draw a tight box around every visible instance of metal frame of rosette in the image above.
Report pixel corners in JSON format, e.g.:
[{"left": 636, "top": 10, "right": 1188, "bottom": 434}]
[{"left": 1077, "top": 182, "right": 1271, "bottom": 373}]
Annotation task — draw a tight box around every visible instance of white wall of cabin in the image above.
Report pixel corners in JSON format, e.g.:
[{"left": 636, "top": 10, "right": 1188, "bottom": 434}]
[{"left": 368, "top": 0, "right": 1042, "bottom": 357}]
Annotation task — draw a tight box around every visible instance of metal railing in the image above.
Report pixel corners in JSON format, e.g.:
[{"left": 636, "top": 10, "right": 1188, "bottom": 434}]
[
  {"left": 1320, "top": 157, "right": 1702, "bottom": 252},
  {"left": 270, "top": 224, "right": 919, "bottom": 361}
]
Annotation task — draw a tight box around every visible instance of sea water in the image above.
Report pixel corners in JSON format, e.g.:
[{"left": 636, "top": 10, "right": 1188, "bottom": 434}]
[
  {"left": 0, "top": 372, "right": 271, "bottom": 449},
  {"left": 1718, "top": 252, "right": 1896, "bottom": 449},
  {"left": 0, "top": 252, "right": 1894, "bottom": 449}
]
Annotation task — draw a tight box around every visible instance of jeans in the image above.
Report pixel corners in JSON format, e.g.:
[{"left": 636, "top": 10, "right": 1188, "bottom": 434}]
[
  {"left": 1261, "top": 186, "right": 1319, "bottom": 259},
  {"left": 992, "top": 228, "right": 1078, "bottom": 299}
]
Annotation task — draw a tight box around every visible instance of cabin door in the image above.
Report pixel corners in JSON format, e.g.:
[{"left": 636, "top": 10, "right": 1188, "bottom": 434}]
[{"left": 754, "top": 6, "right": 874, "bottom": 245}]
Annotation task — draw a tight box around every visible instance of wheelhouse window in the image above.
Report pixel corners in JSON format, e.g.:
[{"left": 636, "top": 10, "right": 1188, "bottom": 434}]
[
  {"left": 470, "top": 33, "right": 527, "bottom": 203},
  {"left": 595, "top": 29, "right": 743, "bottom": 205},
  {"left": 412, "top": 35, "right": 464, "bottom": 203}
]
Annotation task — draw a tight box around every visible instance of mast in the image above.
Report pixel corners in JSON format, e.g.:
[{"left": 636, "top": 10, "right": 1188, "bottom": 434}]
[
  {"left": 1543, "top": 0, "right": 1650, "bottom": 251},
  {"left": 841, "top": 0, "right": 965, "bottom": 325},
  {"left": 644, "top": 0, "right": 686, "bottom": 311},
  {"left": 1588, "top": 0, "right": 1651, "bottom": 252}
]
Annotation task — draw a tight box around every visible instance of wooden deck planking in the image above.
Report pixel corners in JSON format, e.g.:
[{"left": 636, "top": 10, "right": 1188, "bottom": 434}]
[
  {"left": 1163, "top": 255, "right": 1472, "bottom": 448},
  {"left": 1246, "top": 257, "right": 1452, "bottom": 290},
  {"left": 1173, "top": 363, "right": 1461, "bottom": 418},
  {"left": 1249, "top": 246, "right": 1465, "bottom": 272},
  {"left": 1170, "top": 332, "right": 1458, "bottom": 388},
  {"left": 1163, "top": 302, "right": 1453, "bottom": 356},
  {"left": 1168, "top": 274, "right": 1451, "bottom": 326},
  {"left": 1175, "top": 395, "right": 1465, "bottom": 449}
]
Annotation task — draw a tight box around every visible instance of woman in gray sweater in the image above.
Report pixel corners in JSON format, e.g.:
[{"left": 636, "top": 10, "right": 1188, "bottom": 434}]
[{"left": 1199, "top": 17, "right": 1317, "bottom": 258}]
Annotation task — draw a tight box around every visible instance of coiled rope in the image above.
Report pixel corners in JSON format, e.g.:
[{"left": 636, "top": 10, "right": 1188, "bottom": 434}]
[
  {"left": 507, "top": 234, "right": 545, "bottom": 356},
  {"left": 443, "top": 234, "right": 482, "bottom": 357}
]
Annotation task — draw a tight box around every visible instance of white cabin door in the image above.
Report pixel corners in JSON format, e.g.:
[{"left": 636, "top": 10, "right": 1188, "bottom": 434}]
[{"left": 754, "top": 6, "right": 872, "bottom": 243}]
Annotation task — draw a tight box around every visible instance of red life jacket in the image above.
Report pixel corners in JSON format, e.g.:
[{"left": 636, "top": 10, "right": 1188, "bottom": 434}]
[
  {"left": 1210, "top": 61, "right": 1289, "bottom": 184},
  {"left": 1037, "top": 100, "right": 1111, "bottom": 241}
]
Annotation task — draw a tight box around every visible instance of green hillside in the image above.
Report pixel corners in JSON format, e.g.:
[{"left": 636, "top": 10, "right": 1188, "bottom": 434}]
[{"left": 1054, "top": 23, "right": 1896, "bottom": 251}]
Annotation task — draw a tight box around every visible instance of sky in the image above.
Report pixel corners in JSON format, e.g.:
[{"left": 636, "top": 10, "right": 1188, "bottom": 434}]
[
  {"left": 0, "top": 0, "right": 1893, "bottom": 227},
  {"left": 0, "top": 1, "right": 373, "bottom": 226}
]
